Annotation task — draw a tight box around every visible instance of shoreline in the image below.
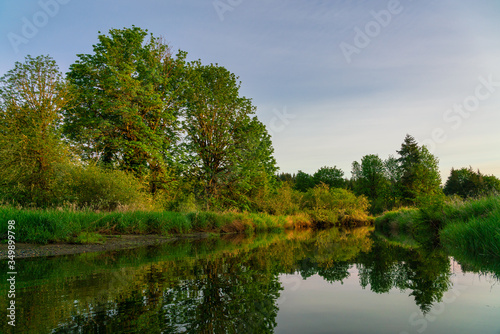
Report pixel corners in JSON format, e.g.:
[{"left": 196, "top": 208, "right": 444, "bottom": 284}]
[{"left": 0, "top": 233, "right": 212, "bottom": 260}]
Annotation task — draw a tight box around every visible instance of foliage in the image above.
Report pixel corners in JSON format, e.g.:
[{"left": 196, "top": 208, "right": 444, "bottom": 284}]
[
  {"left": 313, "top": 166, "right": 345, "bottom": 189},
  {"left": 1, "top": 26, "right": 497, "bottom": 235},
  {"left": 294, "top": 166, "right": 347, "bottom": 193},
  {"left": 350, "top": 135, "right": 442, "bottom": 213},
  {"left": 374, "top": 207, "right": 419, "bottom": 235},
  {"left": 71, "top": 232, "right": 106, "bottom": 244},
  {"left": 440, "top": 210, "right": 500, "bottom": 258},
  {"left": 444, "top": 166, "right": 500, "bottom": 198},
  {"left": 0, "top": 205, "right": 315, "bottom": 244},
  {"left": 64, "top": 26, "right": 187, "bottom": 193},
  {"left": 181, "top": 62, "right": 277, "bottom": 210},
  {"left": 58, "top": 163, "right": 152, "bottom": 211},
  {"left": 300, "top": 184, "right": 369, "bottom": 225},
  {"left": 383, "top": 155, "right": 402, "bottom": 208},
  {"left": 352, "top": 154, "right": 389, "bottom": 214},
  {"left": 0, "top": 55, "right": 70, "bottom": 207},
  {"left": 376, "top": 195, "right": 500, "bottom": 258},
  {"left": 276, "top": 172, "right": 294, "bottom": 183},
  {"left": 260, "top": 181, "right": 301, "bottom": 216},
  {"left": 397, "top": 135, "right": 442, "bottom": 205},
  {"left": 294, "top": 170, "right": 315, "bottom": 192}
]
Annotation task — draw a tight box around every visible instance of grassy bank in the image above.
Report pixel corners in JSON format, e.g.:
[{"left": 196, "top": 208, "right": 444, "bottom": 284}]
[
  {"left": 0, "top": 205, "right": 372, "bottom": 244},
  {"left": 0, "top": 206, "right": 302, "bottom": 244},
  {"left": 375, "top": 195, "right": 500, "bottom": 258}
]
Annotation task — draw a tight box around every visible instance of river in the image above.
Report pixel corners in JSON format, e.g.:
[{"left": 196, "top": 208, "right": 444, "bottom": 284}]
[{"left": 1, "top": 227, "right": 499, "bottom": 333}]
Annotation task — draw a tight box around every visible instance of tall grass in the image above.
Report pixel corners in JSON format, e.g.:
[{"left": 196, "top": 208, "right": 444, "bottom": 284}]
[
  {"left": 0, "top": 206, "right": 315, "bottom": 244},
  {"left": 374, "top": 207, "right": 419, "bottom": 235},
  {"left": 0, "top": 182, "right": 374, "bottom": 245},
  {"left": 375, "top": 195, "right": 500, "bottom": 258},
  {"left": 440, "top": 198, "right": 500, "bottom": 258}
]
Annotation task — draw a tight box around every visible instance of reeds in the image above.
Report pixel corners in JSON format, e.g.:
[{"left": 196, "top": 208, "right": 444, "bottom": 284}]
[
  {"left": 0, "top": 206, "right": 315, "bottom": 244},
  {"left": 375, "top": 195, "right": 500, "bottom": 258}
]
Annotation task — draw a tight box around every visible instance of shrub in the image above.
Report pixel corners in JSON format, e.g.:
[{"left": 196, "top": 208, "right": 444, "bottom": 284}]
[
  {"left": 261, "top": 182, "right": 301, "bottom": 215},
  {"left": 300, "top": 184, "right": 369, "bottom": 226},
  {"left": 58, "top": 164, "right": 152, "bottom": 211}
]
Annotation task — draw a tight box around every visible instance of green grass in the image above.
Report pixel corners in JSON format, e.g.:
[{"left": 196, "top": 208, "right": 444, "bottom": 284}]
[
  {"left": 375, "top": 195, "right": 500, "bottom": 258},
  {"left": 0, "top": 206, "right": 320, "bottom": 244},
  {"left": 440, "top": 204, "right": 500, "bottom": 258},
  {"left": 71, "top": 232, "right": 106, "bottom": 244},
  {"left": 374, "top": 207, "right": 419, "bottom": 235}
]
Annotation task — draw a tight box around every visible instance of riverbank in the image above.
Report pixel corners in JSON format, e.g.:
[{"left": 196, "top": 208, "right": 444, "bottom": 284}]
[
  {"left": 374, "top": 195, "right": 500, "bottom": 258},
  {"left": 0, "top": 234, "right": 185, "bottom": 259},
  {"left": 0, "top": 205, "right": 373, "bottom": 247}
]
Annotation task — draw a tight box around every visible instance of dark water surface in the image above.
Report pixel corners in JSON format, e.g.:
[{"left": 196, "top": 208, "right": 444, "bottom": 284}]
[{"left": 1, "top": 227, "right": 499, "bottom": 333}]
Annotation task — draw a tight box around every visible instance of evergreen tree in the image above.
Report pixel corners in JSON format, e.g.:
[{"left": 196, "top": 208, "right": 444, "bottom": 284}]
[{"left": 396, "top": 134, "right": 442, "bottom": 205}]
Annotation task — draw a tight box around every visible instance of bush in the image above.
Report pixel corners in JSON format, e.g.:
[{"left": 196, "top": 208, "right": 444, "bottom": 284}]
[
  {"left": 300, "top": 184, "right": 370, "bottom": 226},
  {"left": 261, "top": 182, "right": 301, "bottom": 215},
  {"left": 58, "top": 164, "right": 152, "bottom": 211}
]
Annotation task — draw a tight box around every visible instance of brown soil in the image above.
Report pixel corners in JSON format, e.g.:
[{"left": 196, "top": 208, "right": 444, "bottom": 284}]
[{"left": 0, "top": 234, "right": 210, "bottom": 260}]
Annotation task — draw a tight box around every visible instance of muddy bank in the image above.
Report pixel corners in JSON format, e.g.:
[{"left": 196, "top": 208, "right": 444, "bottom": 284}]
[{"left": 0, "top": 234, "right": 211, "bottom": 259}]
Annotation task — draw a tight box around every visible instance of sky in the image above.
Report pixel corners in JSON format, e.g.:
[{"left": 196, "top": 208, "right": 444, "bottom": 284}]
[{"left": 1, "top": 0, "right": 499, "bottom": 180}]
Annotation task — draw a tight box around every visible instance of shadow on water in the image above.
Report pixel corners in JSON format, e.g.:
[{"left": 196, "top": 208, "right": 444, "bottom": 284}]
[{"left": 0, "top": 227, "right": 498, "bottom": 333}]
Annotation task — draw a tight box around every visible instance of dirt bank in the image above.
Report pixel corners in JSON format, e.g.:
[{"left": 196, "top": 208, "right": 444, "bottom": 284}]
[{"left": 0, "top": 234, "right": 210, "bottom": 259}]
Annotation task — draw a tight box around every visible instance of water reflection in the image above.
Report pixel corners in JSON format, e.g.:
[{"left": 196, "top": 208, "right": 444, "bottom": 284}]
[{"left": 0, "top": 228, "right": 498, "bottom": 333}]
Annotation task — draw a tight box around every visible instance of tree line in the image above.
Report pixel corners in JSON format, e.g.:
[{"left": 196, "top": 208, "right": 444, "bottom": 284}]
[
  {"left": 278, "top": 134, "right": 500, "bottom": 214},
  {"left": 1, "top": 26, "right": 498, "bottom": 215},
  {"left": 0, "top": 26, "right": 276, "bottom": 211}
]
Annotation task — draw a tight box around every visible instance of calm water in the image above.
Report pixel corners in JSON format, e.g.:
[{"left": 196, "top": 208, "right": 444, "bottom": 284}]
[{"left": 1, "top": 227, "right": 499, "bottom": 333}]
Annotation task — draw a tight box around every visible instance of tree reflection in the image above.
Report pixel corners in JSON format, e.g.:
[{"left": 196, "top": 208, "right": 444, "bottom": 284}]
[
  {"left": 357, "top": 240, "right": 452, "bottom": 313},
  {"left": 0, "top": 227, "right": 479, "bottom": 333}
]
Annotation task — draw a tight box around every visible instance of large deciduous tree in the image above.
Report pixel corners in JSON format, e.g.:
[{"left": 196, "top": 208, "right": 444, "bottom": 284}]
[
  {"left": 444, "top": 167, "right": 500, "bottom": 198},
  {"left": 313, "top": 166, "right": 345, "bottom": 189},
  {"left": 0, "top": 55, "right": 69, "bottom": 205},
  {"left": 383, "top": 155, "right": 403, "bottom": 208},
  {"left": 182, "top": 62, "right": 277, "bottom": 209},
  {"left": 63, "top": 26, "right": 187, "bottom": 193},
  {"left": 294, "top": 171, "right": 315, "bottom": 192},
  {"left": 351, "top": 154, "right": 388, "bottom": 213}
]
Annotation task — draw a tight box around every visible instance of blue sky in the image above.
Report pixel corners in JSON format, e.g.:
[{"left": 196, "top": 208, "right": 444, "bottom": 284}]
[{"left": 1, "top": 0, "right": 499, "bottom": 180}]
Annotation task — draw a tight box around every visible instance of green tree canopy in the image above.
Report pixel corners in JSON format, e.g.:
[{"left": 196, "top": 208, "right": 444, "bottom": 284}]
[
  {"left": 64, "top": 26, "right": 187, "bottom": 193},
  {"left": 182, "top": 62, "right": 277, "bottom": 209},
  {"left": 294, "top": 170, "right": 315, "bottom": 192},
  {"left": 444, "top": 167, "right": 500, "bottom": 198},
  {"left": 351, "top": 154, "right": 389, "bottom": 214},
  {"left": 396, "top": 134, "right": 442, "bottom": 205},
  {"left": 313, "top": 166, "right": 345, "bottom": 189},
  {"left": 0, "top": 55, "right": 69, "bottom": 206}
]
